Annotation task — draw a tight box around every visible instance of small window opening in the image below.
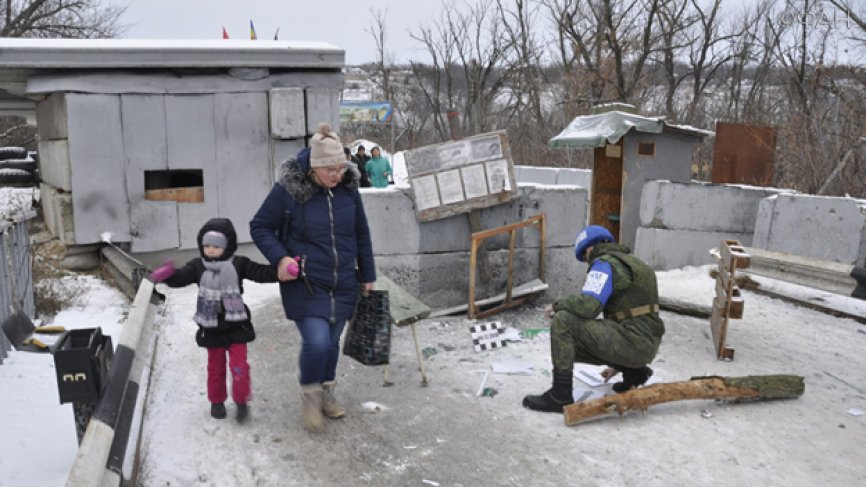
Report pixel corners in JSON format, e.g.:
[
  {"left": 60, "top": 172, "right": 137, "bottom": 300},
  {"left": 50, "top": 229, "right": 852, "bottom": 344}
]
[
  {"left": 637, "top": 141, "right": 656, "bottom": 157},
  {"left": 144, "top": 169, "right": 204, "bottom": 203}
]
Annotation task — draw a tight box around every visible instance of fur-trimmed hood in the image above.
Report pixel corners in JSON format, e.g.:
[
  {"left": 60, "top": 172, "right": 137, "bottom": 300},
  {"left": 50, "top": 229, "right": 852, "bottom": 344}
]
[{"left": 277, "top": 147, "right": 360, "bottom": 203}]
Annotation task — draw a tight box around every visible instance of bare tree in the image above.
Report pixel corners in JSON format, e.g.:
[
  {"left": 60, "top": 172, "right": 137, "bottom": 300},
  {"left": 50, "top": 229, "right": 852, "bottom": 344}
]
[
  {"left": 409, "top": 14, "right": 458, "bottom": 142},
  {"left": 556, "top": 0, "right": 664, "bottom": 104},
  {"left": 367, "top": 8, "right": 394, "bottom": 104},
  {"left": 409, "top": 1, "right": 513, "bottom": 141},
  {"left": 1, "top": 0, "right": 127, "bottom": 38}
]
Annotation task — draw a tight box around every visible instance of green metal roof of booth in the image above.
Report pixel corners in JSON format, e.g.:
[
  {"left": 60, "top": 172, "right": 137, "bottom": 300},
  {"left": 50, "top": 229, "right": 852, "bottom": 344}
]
[{"left": 548, "top": 110, "right": 712, "bottom": 149}]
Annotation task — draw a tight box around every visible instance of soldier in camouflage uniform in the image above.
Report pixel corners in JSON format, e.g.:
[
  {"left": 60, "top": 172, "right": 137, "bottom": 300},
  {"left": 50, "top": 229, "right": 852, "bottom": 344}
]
[{"left": 523, "top": 225, "right": 665, "bottom": 413}]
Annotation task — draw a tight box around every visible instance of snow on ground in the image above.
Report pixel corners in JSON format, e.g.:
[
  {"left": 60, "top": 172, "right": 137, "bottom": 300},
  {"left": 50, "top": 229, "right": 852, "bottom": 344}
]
[
  {"left": 0, "top": 276, "right": 129, "bottom": 487},
  {"left": 0, "top": 186, "right": 38, "bottom": 219},
  {"left": 3, "top": 266, "right": 866, "bottom": 485}
]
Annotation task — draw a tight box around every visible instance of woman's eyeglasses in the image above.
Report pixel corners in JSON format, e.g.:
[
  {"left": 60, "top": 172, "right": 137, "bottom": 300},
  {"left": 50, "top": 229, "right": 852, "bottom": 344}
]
[{"left": 319, "top": 165, "right": 347, "bottom": 176}]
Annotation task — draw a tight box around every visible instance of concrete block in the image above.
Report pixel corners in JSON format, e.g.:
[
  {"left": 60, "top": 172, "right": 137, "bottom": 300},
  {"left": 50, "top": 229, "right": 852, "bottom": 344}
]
[
  {"left": 269, "top": 88, "right": 306, "bottom": 139},
  {"left": 305, "top": 87, "right": 340, "bottom": 135},
  {"left": 39, "top": 183, "right": 57, "bottom": 237},
  {"left": 36, "top": 139, "right": 71, "bottom": 191},
  {"left": 639, "top": 180, "right": 786, "bottom": 234},
  {"left": 271, "top": 138, "right": 306, "bottom": 181},
  {"left": 55, "top": 190, "right": 76, "bottom": 246},
  {"left": 752, "top": 193, "right": 866, "bottom": 266},
  {"left": 634, "top": 226, "right": 753, "bottom": 270},
  {"left": 516, "top": 166, "right": 558, "bottom": 185},
  {"left": 39, "top": 183, "right": 74, "bottom": 245},
  {"left": 517, "top": 185, "right": 588, "bottom": 248},
  {"left": 375, "top": 246, "right": 587, "bottom": 309},
  {"left": 35, "top": 92, "right": 68, "bottom": 140},
  {"left": 556, "top": 168, "right": 592, "bottom": 188},
  {"left": 66, "top": 94, "right": 130, "bottom": 244},
  {"left": 214, "top": 92, "right": 271, "bottom": 244},
  {"left": 362, "top": 185, "right": 588, "bottom": 255}
]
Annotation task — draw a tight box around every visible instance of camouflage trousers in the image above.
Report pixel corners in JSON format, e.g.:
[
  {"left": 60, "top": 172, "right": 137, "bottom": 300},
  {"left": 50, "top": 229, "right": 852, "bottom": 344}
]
[{"left": 550, "top": 311, "right": 663, "bottom": 373}]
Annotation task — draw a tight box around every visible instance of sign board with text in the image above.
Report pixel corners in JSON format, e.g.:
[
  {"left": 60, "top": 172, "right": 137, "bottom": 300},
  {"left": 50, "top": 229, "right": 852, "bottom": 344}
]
[{"left": 404, "top": 131, "right": 518, "bottom": 222}]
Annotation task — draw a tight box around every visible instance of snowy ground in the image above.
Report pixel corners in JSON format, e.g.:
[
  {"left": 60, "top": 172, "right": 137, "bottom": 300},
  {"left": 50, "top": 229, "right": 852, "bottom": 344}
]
[
  {"left": 0, "top": 276, "right": 129, "bottom": 486},
  {"left": 2, "top": 266, "right": 865, "bottom": 486}
]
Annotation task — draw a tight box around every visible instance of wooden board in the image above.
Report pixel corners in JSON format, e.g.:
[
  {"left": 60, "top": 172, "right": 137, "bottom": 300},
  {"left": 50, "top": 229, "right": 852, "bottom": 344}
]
[
  {"left": 374, "top": 273, "right": 431, "bottom": 327},
  {"left": 144, "top": 187, "right": 204, "bottom": 203},
  {"left": 590, "top": 140, "right": 623, "bottom": 241},
  {"left": 404, "top": 131, "right": 519, "bottom": 222},
  {"left": 721, "top": 239, "right": 751, "bottom": 270},
  {"left": 709, "top": 306, "right": 735, "bottom": 360}
]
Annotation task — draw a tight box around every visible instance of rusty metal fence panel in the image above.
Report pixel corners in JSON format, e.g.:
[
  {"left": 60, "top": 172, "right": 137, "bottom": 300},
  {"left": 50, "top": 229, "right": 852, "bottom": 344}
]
[{"left": 0, "top": 211, "right": 36, "bottom": 364}]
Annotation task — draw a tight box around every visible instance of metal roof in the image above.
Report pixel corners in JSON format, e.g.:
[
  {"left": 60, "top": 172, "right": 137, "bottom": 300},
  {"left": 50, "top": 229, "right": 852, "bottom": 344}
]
[{"left": 549, "top": 111, "right": 713, "bottom": 149}]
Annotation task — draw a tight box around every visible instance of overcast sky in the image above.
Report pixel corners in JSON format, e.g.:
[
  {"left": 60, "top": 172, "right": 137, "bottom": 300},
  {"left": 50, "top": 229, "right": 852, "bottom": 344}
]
[
  {"left": 118, "top": 0, "right": 860, "bottom": 66},
  {"left": 119, "top": 0, "right": 445, "bottom": 65}
]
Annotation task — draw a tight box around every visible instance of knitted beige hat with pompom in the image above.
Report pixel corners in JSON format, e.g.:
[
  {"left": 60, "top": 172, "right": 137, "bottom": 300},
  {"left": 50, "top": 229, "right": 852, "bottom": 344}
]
[{"left": 309, "top": 122, "right": 345, "bottom": 168}]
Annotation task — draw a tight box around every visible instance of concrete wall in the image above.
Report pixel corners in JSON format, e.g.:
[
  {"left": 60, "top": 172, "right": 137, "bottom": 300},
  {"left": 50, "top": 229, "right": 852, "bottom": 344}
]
[
  {"left": 515, "top": 165, "right": 592, "bottom": 190},
  {"left": 620, "top": 132, "right": 695, "bottom": 250},
  {"left": 361, "top": 184, "right": 590, "bottom": 308},
  {"left": 634, "top": 180, "right": 791, "bottom": 269},
  {"left": 34, "top": 71, "right": 342, "bottom": 248},
  {"left": 753, "top": 193, "right": 866, "bottom": 266}
]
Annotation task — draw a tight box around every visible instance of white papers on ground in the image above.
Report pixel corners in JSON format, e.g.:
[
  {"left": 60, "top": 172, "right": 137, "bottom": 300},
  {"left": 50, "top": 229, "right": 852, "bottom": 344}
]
[
  {"left": 574, "top": 365, "right": 663, "bottom": 388},
  {"left": 572, "top": 386, "right": 608, "bottom": 402},
  {"left": 490, "top": 357, "right": 533, "bottom": 375}
]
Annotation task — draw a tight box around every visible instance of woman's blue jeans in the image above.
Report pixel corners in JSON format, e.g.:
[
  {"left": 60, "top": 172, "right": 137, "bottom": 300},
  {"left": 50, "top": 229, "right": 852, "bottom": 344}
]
[{"left": 295, "top": 317, "right": 346, "bottom": 385}]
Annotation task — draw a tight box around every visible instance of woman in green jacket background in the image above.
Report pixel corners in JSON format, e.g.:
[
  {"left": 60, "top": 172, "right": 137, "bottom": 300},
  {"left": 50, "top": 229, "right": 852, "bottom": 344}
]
[{"left": 365, "top": 146, "right": 392, "bottom": 188}]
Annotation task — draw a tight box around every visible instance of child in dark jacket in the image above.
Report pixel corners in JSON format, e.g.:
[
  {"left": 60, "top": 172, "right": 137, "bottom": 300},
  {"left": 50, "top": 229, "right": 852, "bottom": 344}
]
[{"left": 150, "top": 218, "right": 278, "bottom": 422}]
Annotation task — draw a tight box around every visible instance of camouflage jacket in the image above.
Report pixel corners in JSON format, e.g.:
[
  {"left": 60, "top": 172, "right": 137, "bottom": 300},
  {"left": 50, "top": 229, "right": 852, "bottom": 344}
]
[{"left": 553, "top": 243, "right": 662, "bottom": 326}]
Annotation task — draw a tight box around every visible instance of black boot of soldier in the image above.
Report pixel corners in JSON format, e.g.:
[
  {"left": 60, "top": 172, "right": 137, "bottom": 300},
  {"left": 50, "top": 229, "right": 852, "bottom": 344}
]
[
  {"left": 612, "top": 366, "right": 653, "bottom": 393},
  {"left": 522, "top": 371, "right": 574, "bottom": 413}
]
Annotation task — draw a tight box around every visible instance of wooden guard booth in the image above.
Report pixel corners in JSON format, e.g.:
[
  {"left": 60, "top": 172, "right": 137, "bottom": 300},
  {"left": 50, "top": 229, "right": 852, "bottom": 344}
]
[{"left": 549, "top": 106, "right": 710, "bottom": 248}]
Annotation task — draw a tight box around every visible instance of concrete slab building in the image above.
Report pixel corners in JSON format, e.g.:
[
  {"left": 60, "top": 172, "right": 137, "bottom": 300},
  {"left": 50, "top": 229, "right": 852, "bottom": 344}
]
[{"left": 0, "top": 38, "right": 344, "bottom": 251}]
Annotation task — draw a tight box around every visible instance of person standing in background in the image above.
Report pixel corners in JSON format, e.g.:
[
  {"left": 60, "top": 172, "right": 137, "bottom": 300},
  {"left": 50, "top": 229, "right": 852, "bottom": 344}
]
[{"left": 365, "top": 146, "right": 392, "bottom": 188}]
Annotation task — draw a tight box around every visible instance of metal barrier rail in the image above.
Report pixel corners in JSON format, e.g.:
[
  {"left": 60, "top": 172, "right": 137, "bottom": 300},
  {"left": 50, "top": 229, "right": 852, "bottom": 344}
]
[
  {"left": 0, "top": 211, "right": 36, "bottom": 364},
  {"left": 65, "top": 277, "right": 157, "bottom": 487}
]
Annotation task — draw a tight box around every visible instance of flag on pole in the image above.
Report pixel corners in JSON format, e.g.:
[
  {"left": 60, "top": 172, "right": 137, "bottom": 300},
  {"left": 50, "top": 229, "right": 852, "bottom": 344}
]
[
  {"left": 249, "top": 20, "right": 257, "bottom": 40},
  {"left": 273, "top": 27, "right": 280, "bottom": 41},
  {"left": 222, "top": 26, "right": 229, "bottom": 39}
]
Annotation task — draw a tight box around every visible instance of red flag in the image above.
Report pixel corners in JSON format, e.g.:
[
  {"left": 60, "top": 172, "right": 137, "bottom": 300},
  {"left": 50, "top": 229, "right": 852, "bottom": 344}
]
[{"left": 222, "top": 26, "right": 229, "bottom": 39}]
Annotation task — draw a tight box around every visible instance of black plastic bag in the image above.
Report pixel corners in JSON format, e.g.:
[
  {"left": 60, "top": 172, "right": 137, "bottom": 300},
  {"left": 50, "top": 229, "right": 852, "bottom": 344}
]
[{"left": 343, "top": 290, "right": 391, "bottom": 365}]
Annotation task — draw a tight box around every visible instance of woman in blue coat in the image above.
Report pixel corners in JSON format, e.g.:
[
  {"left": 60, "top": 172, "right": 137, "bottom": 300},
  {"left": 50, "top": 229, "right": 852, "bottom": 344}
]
[{"left": 250, "top": 123, "right": 376, "bottom": 433}]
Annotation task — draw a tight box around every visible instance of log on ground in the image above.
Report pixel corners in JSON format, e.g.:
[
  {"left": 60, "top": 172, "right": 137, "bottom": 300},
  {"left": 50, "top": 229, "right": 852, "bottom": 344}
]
[{"left": 563, "top": 375, "right": 805, "bottom": 426}]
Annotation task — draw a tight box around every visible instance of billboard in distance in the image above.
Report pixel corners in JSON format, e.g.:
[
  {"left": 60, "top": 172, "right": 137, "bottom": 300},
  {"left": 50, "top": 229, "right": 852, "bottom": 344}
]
[{"left": 340, "top": 101, "right": 393, "bottom": 123}]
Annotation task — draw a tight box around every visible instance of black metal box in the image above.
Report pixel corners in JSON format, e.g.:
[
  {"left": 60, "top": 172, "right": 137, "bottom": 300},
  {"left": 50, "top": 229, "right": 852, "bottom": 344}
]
[{"left": 53, "top": 327, "right": 114, "bottom": 404}]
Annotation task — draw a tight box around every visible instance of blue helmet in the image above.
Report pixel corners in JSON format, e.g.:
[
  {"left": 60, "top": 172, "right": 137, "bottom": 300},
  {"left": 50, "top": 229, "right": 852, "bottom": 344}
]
[{"left": 574, "top": 225, "right": 614, "bottom": 262}]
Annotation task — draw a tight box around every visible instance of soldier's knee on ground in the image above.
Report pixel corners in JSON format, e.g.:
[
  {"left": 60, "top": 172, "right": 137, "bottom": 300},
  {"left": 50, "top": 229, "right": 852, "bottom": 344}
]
[{"left": 550, "top": 312, "right": 569, "bottom": 337}]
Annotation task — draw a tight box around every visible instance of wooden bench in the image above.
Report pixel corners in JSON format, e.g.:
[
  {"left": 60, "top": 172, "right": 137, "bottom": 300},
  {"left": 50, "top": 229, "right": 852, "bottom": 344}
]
[{"left": 376, "top": 273, "right": 431, "bottom": 386}]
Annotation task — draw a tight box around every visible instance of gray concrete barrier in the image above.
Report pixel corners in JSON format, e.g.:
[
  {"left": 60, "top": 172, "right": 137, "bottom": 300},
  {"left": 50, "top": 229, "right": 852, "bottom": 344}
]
[
  {"left": 634, "top": 181, "right": 792, "bottom": 270},
  {"left": 360, "top": 184, "right": 589, "bottom": 308},
  {"left": 515, "top": 165, "right": 592, "bottom": 190},
  {"left": 753, "top": 193, "right": 866, "bottom": 266}
]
